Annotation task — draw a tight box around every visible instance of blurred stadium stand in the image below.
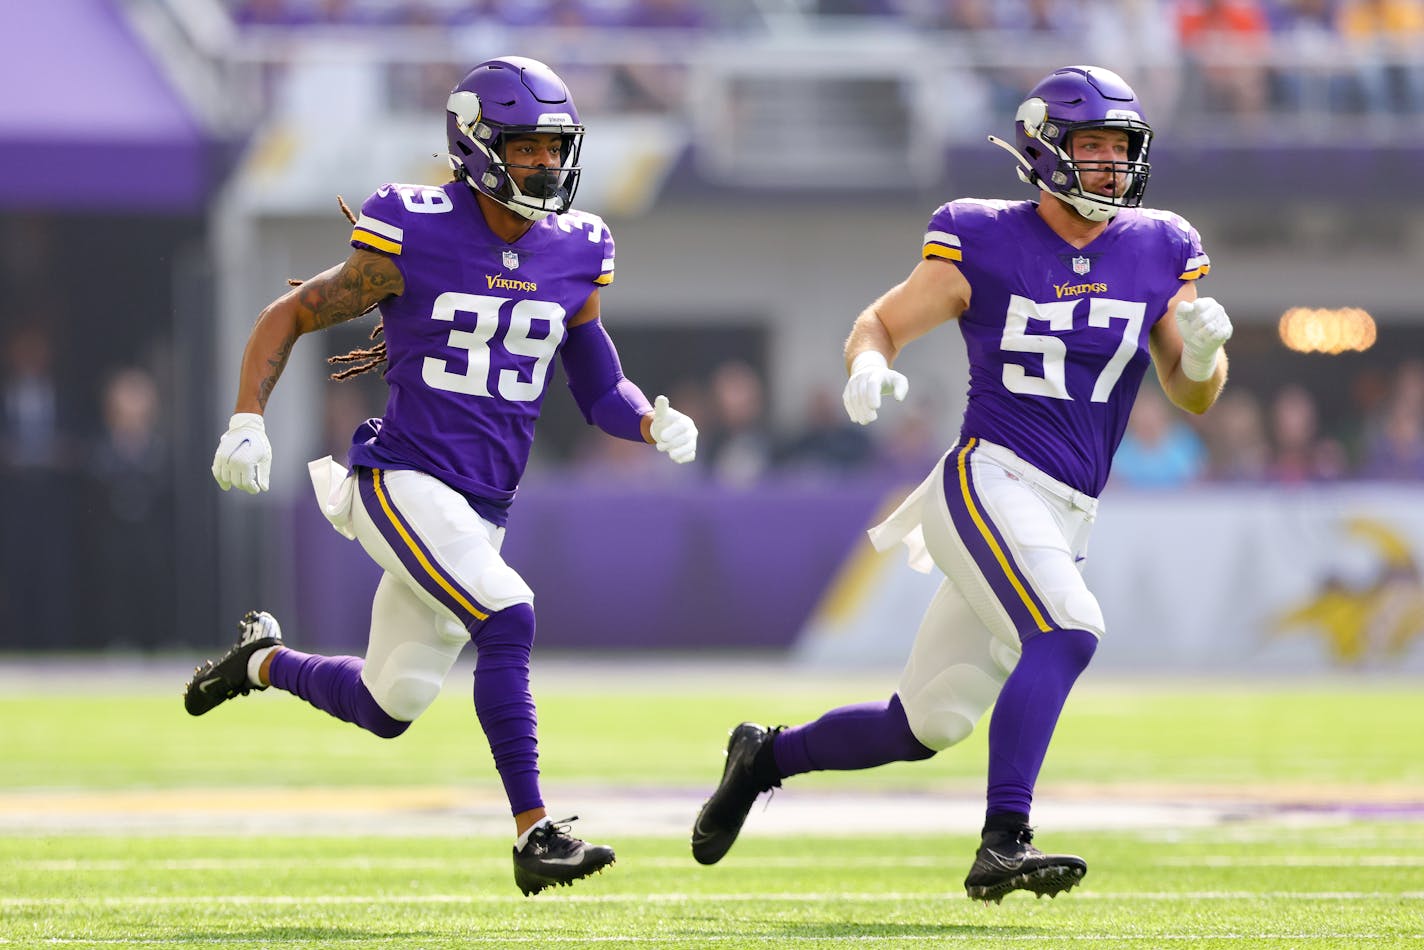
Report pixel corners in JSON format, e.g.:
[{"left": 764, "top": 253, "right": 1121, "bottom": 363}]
[{"left": 2, "top": 0, "right": 1422, "bottom": 668}]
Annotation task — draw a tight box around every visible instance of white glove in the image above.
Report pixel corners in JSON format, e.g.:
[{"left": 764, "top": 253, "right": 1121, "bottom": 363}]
[
  {"left": 650, "top": 395, "right": 697, "bottom": 464},
  {"left": 1175, "top": 296, "right": 1233, "bottom": 382},
  {"left": 842, "top": 351, "right": 909, "bottom": 425},
  {"left": 212, "top": 412, "right": 272, "bottom": 494}
]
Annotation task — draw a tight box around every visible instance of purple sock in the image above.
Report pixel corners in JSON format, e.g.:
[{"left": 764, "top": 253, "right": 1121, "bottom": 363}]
[
  {"left": 985, "top": 628, "right": 1097, "bottom": 818},
  {"left": 267, "top": 649, "right": 409, "bottom": 739},
  {"left": 468, "top": 603, "right": 542, "bottom": 815},
  {"left": 773, "top": 693, "right": 934, "bottom": 779}
]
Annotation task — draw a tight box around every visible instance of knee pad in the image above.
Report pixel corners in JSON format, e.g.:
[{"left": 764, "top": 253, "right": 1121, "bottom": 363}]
[
  {"left": 1059, "top": 590, "right": 1106, "bottom": 639},
  {"left": 362, "top": 641, "right": 452, "bottom": 722},
  {"left": 475, "top": 562, "right": 533, "bottom": 613},
  {"left": 901, "top": 660, "right": 1007, "bottom": 752}
]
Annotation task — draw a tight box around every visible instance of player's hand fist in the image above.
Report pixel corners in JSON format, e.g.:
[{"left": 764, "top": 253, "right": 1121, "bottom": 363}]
[
  {"left": 1174, "top": 296, "right": 1233, "bottom": 382},
  {"left": 650, "top": 395, "right": 697, "bottom": 464},
  {"left": 842, "top": 351, "right": 908, "bottom": 425},
  {"left": 212, "top": 412, "right": 272, "bottom": 493}
]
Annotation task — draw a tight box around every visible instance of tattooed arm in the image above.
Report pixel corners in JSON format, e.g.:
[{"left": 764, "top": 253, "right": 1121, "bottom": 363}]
[{"left": 232, "top": 249, "right": 403, "bottom": 413}]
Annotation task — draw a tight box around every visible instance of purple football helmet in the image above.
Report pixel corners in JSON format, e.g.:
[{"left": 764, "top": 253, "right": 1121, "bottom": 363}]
[
  {"left": 989, "top": 65, "right": 1152, "bottom": 222},
  {"left": 446, "top": 57, "right": 584, "bottom": 220}
]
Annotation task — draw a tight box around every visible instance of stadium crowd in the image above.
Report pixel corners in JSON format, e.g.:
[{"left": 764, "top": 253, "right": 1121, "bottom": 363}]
[{"left": 226, "top": 0, "right": 1424, "bottom": 119}]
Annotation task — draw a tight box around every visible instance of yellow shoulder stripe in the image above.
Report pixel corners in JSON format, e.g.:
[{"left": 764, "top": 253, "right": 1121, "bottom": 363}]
[{"left": 352, "top": 228, "right": 401, "bottom": 256}]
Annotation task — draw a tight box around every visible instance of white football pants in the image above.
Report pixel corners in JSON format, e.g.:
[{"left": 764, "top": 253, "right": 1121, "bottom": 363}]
[
  {"left": 870, "top": 438, "right": 1102, "bottom": 750},
  {"left": 309, "top": 457, "right": 534, "bottom": 721}
]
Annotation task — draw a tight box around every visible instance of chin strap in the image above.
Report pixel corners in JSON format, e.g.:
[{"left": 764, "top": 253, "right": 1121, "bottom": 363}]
[
  {"left": 447, "top": 151, "right": 562, "bottom": 220},
  {"left": 986, "top": 134, "right": 1039, "bottom": 189},
  {"left": 988, "top": 134, "right": 1118, "bottom": 223}
]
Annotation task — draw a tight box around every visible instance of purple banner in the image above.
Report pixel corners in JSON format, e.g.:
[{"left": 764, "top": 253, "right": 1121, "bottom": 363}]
[
  {"left": 2, "top": 0, "right": 211, "bottom": 211},
  {"left": 291, "top": 477, "right": 901, "bottom": 652}
]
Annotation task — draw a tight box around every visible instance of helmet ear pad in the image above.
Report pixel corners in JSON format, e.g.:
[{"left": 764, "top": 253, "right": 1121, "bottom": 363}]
[{"left": 480, "top": 134, "right": 510, "bottom": 192}]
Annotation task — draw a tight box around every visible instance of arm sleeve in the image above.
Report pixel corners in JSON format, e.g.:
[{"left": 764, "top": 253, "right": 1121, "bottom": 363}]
[{"left": 559, "top": 318, "right": 652, "bottom": 443}]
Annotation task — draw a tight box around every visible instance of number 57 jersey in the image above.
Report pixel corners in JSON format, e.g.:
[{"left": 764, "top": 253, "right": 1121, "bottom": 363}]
[
  {"left": 924, "top": 199, "right": 1211, "bottom": 497},
  {"left": 346, "top": 181, "right": 615, "bottom": 525}
]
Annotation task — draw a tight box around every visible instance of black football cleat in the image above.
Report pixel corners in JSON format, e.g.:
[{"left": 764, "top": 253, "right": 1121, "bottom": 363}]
[
  {"left": 964, "top": 826, "right": 1087, "bottom": 903},
  {"left": 512, "top": 816, "right": 616, "bottom": 896},
  {"left": 183, "top": 610, "right": 282, "bottom": 716},
  {"left": 690, "top": 722, "right": 781, "bottom": 865}
]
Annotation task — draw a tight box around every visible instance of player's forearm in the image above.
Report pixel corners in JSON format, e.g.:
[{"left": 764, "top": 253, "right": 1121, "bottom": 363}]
[
  {"left": 1165, "top": 352, "right": 1228, "bottom": 415},
  {"left": 233, "top": 298, "right": 307, "bottom": 414},
  {"left": 843, "top": 308, "right": 899, "bottom": 373}
]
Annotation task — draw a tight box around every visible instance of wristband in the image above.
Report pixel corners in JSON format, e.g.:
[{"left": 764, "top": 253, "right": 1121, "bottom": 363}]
[
  {"left": 851, "top": 351, "right": 890, "bottom": 375},
  {"left": 1181, "top": 348, "right": 1219, "bottom": 383},
  {"left": 229, "top": 412, "right": 265, "bottom": 430}
]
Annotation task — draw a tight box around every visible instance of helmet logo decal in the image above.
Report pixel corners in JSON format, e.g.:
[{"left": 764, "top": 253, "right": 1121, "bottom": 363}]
[
  {"left": 447, "top": 91, "right": 481, "bottom": 129},
  {"left": 1015, "top": 98, "right": 1048, "bottom": 134}
]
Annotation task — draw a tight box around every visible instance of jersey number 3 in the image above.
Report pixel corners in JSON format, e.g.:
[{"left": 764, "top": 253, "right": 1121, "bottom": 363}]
[
  {"left": 1000, "top": 294, "right": 1145, "bottom": 403},
  {"left": 421, "top": 292, "right": 566, "bottom": 402}
]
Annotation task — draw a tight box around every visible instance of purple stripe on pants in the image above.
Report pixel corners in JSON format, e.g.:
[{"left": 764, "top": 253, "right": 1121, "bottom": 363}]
[
  {"left": 357, "top": 467, "right": 489, "bottom": 624},
  {"left": 941, "top": 440, "right": 1055, "bottom": 641}
]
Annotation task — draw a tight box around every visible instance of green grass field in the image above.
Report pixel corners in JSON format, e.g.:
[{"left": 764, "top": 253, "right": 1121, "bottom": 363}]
[{"left": 2, "top": 659, "right": 1422, "bottom": 948}]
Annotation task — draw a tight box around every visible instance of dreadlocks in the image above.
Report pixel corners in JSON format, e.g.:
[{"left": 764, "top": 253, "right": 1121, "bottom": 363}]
[{"left": 293, "top": 195, "right": 389, "bottom": 381}]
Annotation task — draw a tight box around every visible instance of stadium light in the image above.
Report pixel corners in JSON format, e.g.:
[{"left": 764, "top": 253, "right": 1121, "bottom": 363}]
[{"left": 1277, "top": 307, "right": 1377, "bottom": 354}]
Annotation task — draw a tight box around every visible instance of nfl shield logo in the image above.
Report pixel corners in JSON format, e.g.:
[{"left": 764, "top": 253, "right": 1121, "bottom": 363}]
[
  {"left": 1072, "top": 255, "right": 1091, "bottom": 276},
  {"left": 502, "top": 249, "right": 519, "bottom": 270}
]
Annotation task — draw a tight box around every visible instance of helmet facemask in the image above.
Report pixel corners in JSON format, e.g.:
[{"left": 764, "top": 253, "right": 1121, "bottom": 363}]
[{"left": 1020, "top": 101, "right": 1151, "bottom": 222}]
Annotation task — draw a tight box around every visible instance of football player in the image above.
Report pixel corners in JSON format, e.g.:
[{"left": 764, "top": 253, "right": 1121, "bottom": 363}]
[
  {"left": 692, "top": 65, "right": 1232, "bottom": 903},
  {"left": 188, "top": 56, "right": 699, "bottom": 896}
]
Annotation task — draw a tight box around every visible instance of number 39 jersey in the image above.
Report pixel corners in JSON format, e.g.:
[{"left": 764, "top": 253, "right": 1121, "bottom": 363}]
[
  {"left": 923, "top": 199, "right": 1210, "bottom": 497},
  {"left": 346, "top": 180, "right": 615, "bottom": 525}
]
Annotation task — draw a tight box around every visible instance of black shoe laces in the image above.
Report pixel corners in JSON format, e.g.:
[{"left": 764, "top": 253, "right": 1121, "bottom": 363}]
[{"left": 527, "top": 815, "right": 583, "bottom": 855}]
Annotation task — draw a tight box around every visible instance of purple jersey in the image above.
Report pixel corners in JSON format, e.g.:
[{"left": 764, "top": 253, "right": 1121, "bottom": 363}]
[
  {"left": 346, "top": 181, "right": 615, "bottom": 525},
  {"left": 923, "top": 199, "right": 1210, "bottom": 496}
]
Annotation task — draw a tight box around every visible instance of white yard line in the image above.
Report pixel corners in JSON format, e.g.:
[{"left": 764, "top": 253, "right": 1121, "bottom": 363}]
[
  {"left": 2, "top": 892, "right": 1422, "bottom": 906},
  {"left": 0, "top": 937, "right": 1418, "bottom": 946},
  {"left": 11, "top": 854, "right": 1424, "bottom": 872}
]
